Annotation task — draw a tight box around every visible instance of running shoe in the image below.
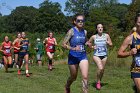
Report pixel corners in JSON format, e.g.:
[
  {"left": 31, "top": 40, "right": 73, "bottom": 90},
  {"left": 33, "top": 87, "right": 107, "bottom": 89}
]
[
  {"left": 48, "top": 65, "right": 52, "bottom": 71},
  {"left": 18, "top": 70, "right": 21, "bottom": 75},
  {"left": 96, "top": 82, "right": 101, "bottom": 90},
  {"left": 26, "top": 73, "right": 30, "bottom": 77}
]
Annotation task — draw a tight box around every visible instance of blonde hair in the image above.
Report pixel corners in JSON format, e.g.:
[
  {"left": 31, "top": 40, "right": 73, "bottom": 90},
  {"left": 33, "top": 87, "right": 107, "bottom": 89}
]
[{"left": 130, "top": 27, "right": 137, "bottom": 35}]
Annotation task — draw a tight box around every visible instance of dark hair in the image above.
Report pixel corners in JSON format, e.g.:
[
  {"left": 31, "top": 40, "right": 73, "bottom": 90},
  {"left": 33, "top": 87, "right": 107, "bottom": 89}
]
[
  {"left": 48, "top": 31, "right": 53, "bottom": 37},
  {"left": 17, "top": 32, "right": 21, "bottom": 37},
  {"left": 72, "top": 13, "right": 85, "bottom": 25},
  {"left": 135, "top": 13, "right": 140, "bottom": 22},
  {"left": 94, "top": 23, "right": 104, "bottom": 35}
]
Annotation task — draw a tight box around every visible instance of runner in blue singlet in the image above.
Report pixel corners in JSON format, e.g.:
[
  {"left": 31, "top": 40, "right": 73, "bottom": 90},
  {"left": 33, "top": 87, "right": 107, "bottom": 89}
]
[
  {"left": 62, "top": 14, "right": 89, "bottom": 93},
  {"left": 88, "top": 24, "right": 112, "bottom": 90},
  {"left": 18, "top": 32, "right": 30, "bottom": 77}
]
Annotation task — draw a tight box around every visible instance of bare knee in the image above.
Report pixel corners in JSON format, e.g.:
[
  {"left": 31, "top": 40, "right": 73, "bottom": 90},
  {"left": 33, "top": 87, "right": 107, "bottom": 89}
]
[{"left": 82, "top": 75, "right": 88, "bottom": 80}]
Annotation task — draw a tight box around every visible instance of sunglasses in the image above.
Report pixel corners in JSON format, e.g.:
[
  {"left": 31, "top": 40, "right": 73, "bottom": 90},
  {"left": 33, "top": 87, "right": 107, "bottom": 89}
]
[{"left": 76, "top": 19, "right": 85, "bottom": 23}]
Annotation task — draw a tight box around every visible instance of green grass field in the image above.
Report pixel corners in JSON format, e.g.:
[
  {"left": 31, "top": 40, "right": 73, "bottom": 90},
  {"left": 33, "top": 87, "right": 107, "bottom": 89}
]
[{"left": 0, "top": 62, "right": 135, "bottom": 93}]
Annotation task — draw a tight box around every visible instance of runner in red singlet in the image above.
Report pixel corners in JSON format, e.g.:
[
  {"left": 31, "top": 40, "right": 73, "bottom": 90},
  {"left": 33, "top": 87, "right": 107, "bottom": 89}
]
[
  {"left": 43, "top": 32, "right": 57, "bottom": 71},
  {"left": 12, "top": 32, "right": 21, "bottom": 68},
  {"left": 0, "top": 36, "right": 13, "bottom": 72}
]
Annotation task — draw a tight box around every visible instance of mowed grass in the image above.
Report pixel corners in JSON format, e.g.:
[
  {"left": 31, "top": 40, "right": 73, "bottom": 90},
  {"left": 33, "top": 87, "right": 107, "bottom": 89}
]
[{"left": 0, "top": 62, "right": 135, "bottom": 93}]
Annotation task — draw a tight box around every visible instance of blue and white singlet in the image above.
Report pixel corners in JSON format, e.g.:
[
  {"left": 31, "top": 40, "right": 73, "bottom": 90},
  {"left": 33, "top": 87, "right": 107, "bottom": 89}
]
[{"left": 94, "top": 33, "right": 107, "bottom": 56}]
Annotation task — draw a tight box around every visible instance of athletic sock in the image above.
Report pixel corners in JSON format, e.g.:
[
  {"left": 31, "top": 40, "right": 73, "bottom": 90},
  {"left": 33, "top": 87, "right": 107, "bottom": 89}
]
[
  {"left": 49, "top": 59, "right": 52, "bottom": 65},
  {"left": 26, "top": 70, "right": 29, "bottom": 74}
]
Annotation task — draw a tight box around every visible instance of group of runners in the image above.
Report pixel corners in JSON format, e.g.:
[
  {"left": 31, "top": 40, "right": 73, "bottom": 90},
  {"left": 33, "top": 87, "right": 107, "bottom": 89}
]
[
  {"left": 62, "top": 14, "right": 112, "bottom": 93},
  {"left": 0, "top": 13, "right": 140, "bottom": 93},
  {"left": 0, "top": 32, "right": 30, "bottom": 77},
  {"left": 0, "top": 31, "right": 57, "bottom": 77},
  {"left": 62, "top": 13, "right": 140, "bottom": 93}
]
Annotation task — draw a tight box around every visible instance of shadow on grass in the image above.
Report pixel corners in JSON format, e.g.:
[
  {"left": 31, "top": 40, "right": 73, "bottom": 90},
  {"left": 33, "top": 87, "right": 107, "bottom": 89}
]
[
  {"left": 6, "top": 70, "right": 15, "bottom": 73},
  {"left": 91, "top": 82, "right": 108, "bottom": 89},
  {"left": 20, "top": 69, "right": 25, "bottom": 71},
  {"left": 23, "top": 73, "right": 33, "bottom": 75},
  {"left": 132, "top": 85, "right": 137, "bottom": 93},
  {"left": 17, "top": 73, "right": 33, "bottom": 76}
]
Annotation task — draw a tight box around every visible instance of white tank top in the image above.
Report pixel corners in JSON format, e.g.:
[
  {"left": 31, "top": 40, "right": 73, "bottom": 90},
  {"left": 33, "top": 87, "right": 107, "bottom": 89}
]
[{"left": 94, "top": 33, "right": 107, "bottom": 56}]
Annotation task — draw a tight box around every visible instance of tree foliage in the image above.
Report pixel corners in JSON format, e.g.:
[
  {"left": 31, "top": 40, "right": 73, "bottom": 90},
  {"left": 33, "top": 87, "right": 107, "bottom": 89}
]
[
  {"left": 124, "top": 0, "right": 140, "bottom": 31},
  {"left": 65, "top": 0, "right": 118, "bottom": 15},
  {"left": 2, "top": 0, "right": 69, "bottom": 33},
  {"left": 35, "top": 0, "right": 69, "bottom": 33},
  {"left": 0, "top": 0, "right": 134, "bottom": 34},
  {"left": 0, "top": 0, "right": 138, "bottom": 59},
  {"left": 6, "top": 6, "right": 39, "bottom": 32}
]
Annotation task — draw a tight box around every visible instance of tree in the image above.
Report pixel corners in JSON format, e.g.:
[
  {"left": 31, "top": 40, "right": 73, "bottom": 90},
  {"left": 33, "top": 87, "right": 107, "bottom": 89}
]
[
  {"left": 105, "top": 3, "right": 129, "bottom": 30},
  {"left": 65, "top": 0, "right": 96, "bottom": 15},
  {"left": 0, "top": 15, "right": 8, "bottom": 32},
  {"left": 124, "top": 0, "right": 140, "bottom": 31},
  {"left": 65, "top": 0, "right": 118, "bottom": 16},
  {"left": 6, "top": 6, "right": 39, "bottom": 32},
  {"left": 35, "top": 0, "right": 69, "bottom": 33},
  {"left": 85, "top": 7, "right": 119, "bottom": 37}
]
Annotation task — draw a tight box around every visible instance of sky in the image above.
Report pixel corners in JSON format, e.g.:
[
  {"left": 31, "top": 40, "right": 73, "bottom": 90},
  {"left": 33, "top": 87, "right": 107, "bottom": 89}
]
[{"left": 0, "top": 0, "right": 132, "bottom": 16}]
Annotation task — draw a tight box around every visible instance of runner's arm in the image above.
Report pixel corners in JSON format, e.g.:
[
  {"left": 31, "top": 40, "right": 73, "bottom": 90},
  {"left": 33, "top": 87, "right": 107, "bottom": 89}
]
[
  {"left": 12, "top": 39, "right": 17, "bottom": 45},
  {"left": 43, "top": 38, "right": 48, "bottom": 47},
  {"left": 106, "top": 34, "right": 113, "bottom": 46},
  {"left": 85, "top": 30, "right": 89, "bottom": 45},
  {"left": 62, "top": 29, "right": 75, "bottom": 50},
  {"left": 27, "top": 38, "right": 30, "bottom": 46},
  {"left": 10, "top": 41, "right": 13, "bottom": 49},
  {"left": 87, "top": 35, "right": 95, "bottom": 49},
  {"left": 12, "top": 39, "right": 19, "bottom": 49},
  {"left": 118, "top": 35, "right": 135, "bottom": 58},
  {"left": 54, "top": 38, "right": 57, "bottom": 46}
]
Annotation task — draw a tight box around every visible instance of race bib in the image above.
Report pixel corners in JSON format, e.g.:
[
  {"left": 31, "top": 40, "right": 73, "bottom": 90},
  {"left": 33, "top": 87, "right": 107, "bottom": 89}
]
[
  {"left": 135, "top": 56, "right": 140, "bottom": 66},
  {"left": 77, "top": 45, "right": 85, "bottom": 52},
  {"left": 5, "top": 49, "right": 10, "bottom": 53},
  {"left": 49, "top": 46, "right": 54, "bottom": 49},
  {"left": 22, "top": 45, "right": 28, "bottom": 51},
  {"left": 97, "top": 46, "right": 106, "bottom": 53}
]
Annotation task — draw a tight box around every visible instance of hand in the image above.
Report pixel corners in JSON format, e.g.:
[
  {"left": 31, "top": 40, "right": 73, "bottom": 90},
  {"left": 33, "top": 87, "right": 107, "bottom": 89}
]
[
  {"left": 20, "top": 44, "right": 24, "bottom": 47},
  {"left": 45, "top": 44, "right": 48, "bottom": 47},
  {"left": 16, "top": 48, "right": 20, "bottom": 50},
  {"left": 86, "top": 41, "right": 92, "bottom": 47},
  {"left": 106, "top": 40, "right": 110, "bottom": 44},
  {"left": 85, "top": 41, "right": 90, "bottom": 45},
  {"left": 73, "top": 45, "right": 81, "bottom": 51},
  {"left": 130, "top": 48, "right": 137, "bottom": 55},
  {"left": 92, "top": 45, "right": 97, "bottom": 49},
  {"left": 2, "top": 50, "right": 4, "bottom": 53},
  {"left": 25, "top": 42, "right": 28, "bottom": 44}
]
